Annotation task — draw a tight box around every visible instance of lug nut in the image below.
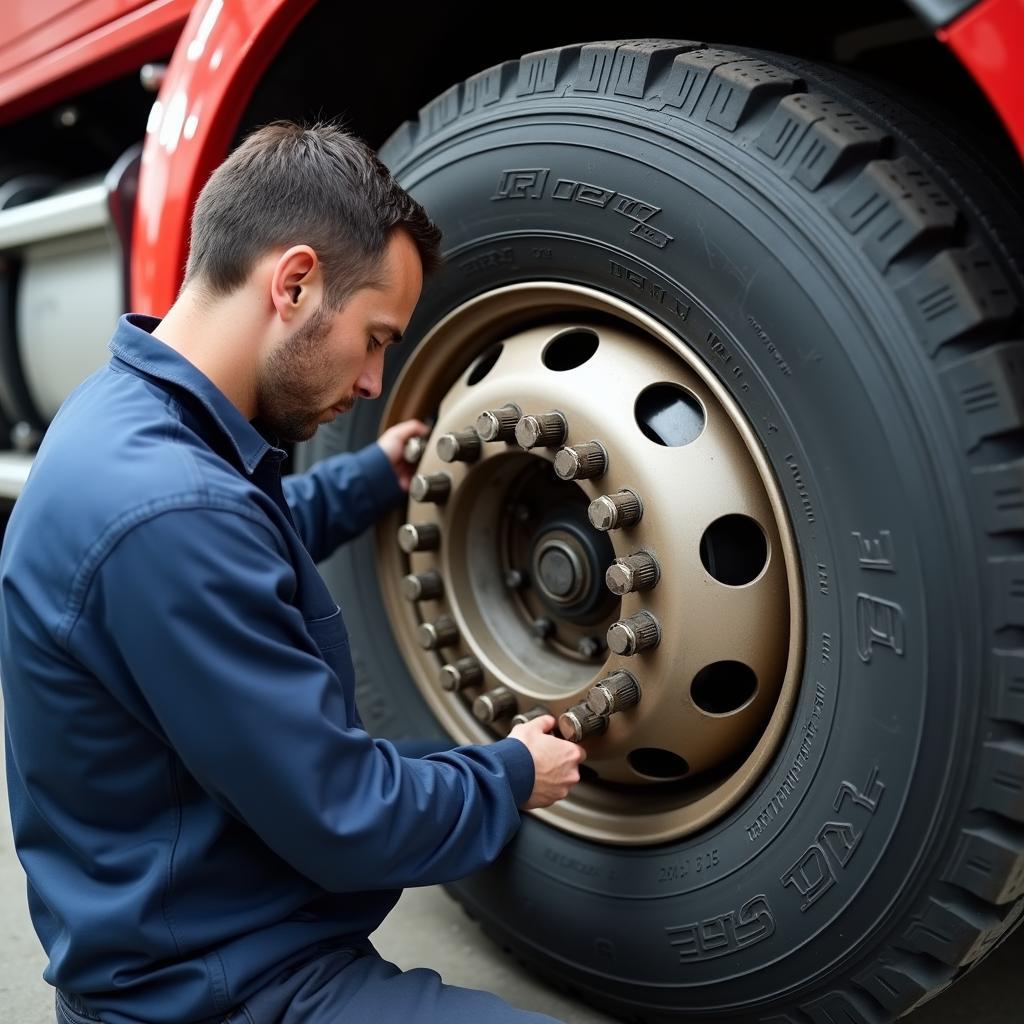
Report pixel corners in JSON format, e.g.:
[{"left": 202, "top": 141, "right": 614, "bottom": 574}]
[
  {"left": 515, "top": 411, "right": 568, "bottom": 450},
  {"left": 397, "top": 522, "right": 441, "bottom": 553},
  {"left": 476, "top": 403, "right": 522, "bottom": 442},
  {"left": 588, "top": 489, "right": 643, "bottom": 531},
  {"left": 607, "top": 610, "right": 661, "bottom": 656},
  {"left": 558, "top": 703, "right": 608, "bottom": 743},
  {"left": 511, "top": 706, "right": 549, "bottom": 726},
  {"left": 401, "top": 570, "right": 444, "bottom": 602},
  {"left": 417, "top": 615, "right": 459, "bottom": 650},
  {"left": 532, "top": 617, "right": 555, "bottom": 640},
  {"left": 504, "top": 569, "right": 527, "bottom": 590},
  {"left": 554, "top": 441, "right": 608, "bottom": 481},
  {"left": 577, "top": 636, "right": 603, "bottom": 659},
  {"left": 473, "top": 686, "right": 518, "bottom": 723},
  {"left": 606, "top": 551, "right": 660, "bottom": 595},
  {"left": 410, "top": 472, "right": 451, "bottom": 504},
  {"left": 587, "top": 670, "right": 641, "bottom": 716},
  {"left": 437, "top": 428, "right": 481, "bottom": 463},
  {"left": 439, "top": 656, "right": 483, "bottom": 692},
  {"left": 403, "top": 435, "right": 427, "bottom": 464}
]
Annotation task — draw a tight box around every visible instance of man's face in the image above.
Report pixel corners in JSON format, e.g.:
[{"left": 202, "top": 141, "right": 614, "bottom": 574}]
[{"left": 255, "top": 228, "right": 424, "bottom": 442}]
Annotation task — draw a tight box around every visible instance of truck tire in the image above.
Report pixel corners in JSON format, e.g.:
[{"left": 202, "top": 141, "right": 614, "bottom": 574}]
[{"left": 301, "top": 40, "right": 1024, "bottom": 1022}]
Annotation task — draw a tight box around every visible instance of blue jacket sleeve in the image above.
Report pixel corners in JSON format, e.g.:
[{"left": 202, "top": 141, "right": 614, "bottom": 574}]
[
  {"left": 282, "top": 443, "right": 405, "bottom": 563},
  {"left": 77, "top": 504, "right": 535, "bottom": 893}
]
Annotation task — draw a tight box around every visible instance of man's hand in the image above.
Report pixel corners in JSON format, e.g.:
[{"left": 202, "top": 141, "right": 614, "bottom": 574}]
[
  {"left": 508, "top": 715, "right": 587, "bottom": 810},
  {"left": 377, "top": 419, "right": 430, "bottom": 491}
]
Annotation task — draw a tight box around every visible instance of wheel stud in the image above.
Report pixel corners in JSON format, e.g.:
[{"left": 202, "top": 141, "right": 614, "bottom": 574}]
[
  {"left": 532, "top": 617, "right": 555, "bottom": 640},
  {"left": 558, "top": 703, "right": 608, "bottom": 743},
  {"left": 410, "top": 472, "right": 451, "bottom": 504},
  {"left": 437, "top": 428, "right": 481, "bottom": 463},
  {"left": 511, "top": 706, "right": 549, "bottom": 726},
  {"left": 588, "top": 489, "right": 643, "bottom": 531},
  {"left": 473, "top": 686, "right": 517, "bottom": 723},
  {"left": 439, "top": 656, "right": 483, "bottom": 692},
  {"left": 403, "top": 435, "right": 427, "bottom": 464},
  {"left": 605, "top": 551, "right": 660, "bottom": 596},
  {"left": 553, "top": 441, "right": 608, "bottom": 481},
  {"left": 607, "top": 610, "right": 661, "bottom": 656},
  {"left": 576, "top": 636, "right": 603, "bottom": 659},
  {"left": 504, "top": 568, "right": 528, "bottom": 590},
  {"left": 401, "top": 570, "right": 444, "bottom": 602},
  {"left": 397, "top": 522, "right": 440, "bottom": 553},
  {"left": 515, "top": 411, "right": 568, "bottom": 450},
  {"left": 587, "top": 670, "right": 641, "bottom": 716},
  {"left": 417, "top": 615, "right": 459, "bottom": 650},
  {"left": 476, "top": 403, "right": 521, "bottom": 442}
]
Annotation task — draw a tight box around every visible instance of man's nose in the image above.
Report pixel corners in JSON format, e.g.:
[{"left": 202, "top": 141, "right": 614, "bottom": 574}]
[{"left": 356, "top": 366, "right": 382, "bottom": 400}]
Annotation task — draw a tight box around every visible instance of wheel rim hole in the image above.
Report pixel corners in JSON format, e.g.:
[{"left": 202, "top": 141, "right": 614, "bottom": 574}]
[
  {"left": 691, "top": 661, "right": 758, "bottom": 715},
  {"left": 700, "top": 514, "right": 768, "bottom": 585},
  {"left": 467, "top": 344, "right": 503, "bottom": 385},
  {"left": 627, "top": 748, "right": 690, "bottom": 781},
  {"left": 635, "top": 383, "right": 705, "bottom": 446},
  {"left": 542, "top": 329, "right": 599, "bottom": 371}
]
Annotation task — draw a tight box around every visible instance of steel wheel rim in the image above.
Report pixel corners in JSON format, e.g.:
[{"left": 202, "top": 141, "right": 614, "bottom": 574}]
[{"left": 377, "top": 282, "right": 804, "bottom": 845}]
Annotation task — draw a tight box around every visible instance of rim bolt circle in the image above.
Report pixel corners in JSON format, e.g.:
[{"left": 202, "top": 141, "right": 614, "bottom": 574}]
[
  {"left": 554, "top": 441, "right": 608, "bottom": 481},
  {"left": 473, "top": 686, "right": 518, "bottom": 723},
  {"left": 476, "top": 404, "right": 522, "bottom": 442},
  {"left": 437, "top": 428, "right": 482, "bottom": 463},
  {"left": 439, "top": 656, "right": 483, "bottom": 692},
  {"left": 397, "top": 522, "right": 440, "bottom": 553},
  {"left": 411, "top": 472, "right": 451, "bottom": 504},
  {"left": 559, "top": 703, "right": 608, "bottom": 743},
  {"left": 511, "top": 705, "right": 549, "bottom": 726},
  {"left": 587, "top": 670, "right": 641, "bottom": 716},
  {"left": 532, "top": 617, "right": 555, "bottom": 640},
  {"left": 588, "top": 489, "right": 643, "bottom": 531},
  {"left": 577, "top": 636, "right": 603, "bottom": 659},
  {"left": 403, "top": 435, "right": 427, "bottom": 464},
  {"left": 606, "top": 551, "right": 660, "bottom": 596},
  {"left": 417, "top": 615, "right": 459, "bottom": 650},
  {"left": 402, "top": 570, "right": 444, "bottom": 602},
  {"left": 515, "top": 411, "right": 568, "bottom": 450},
  {"left": 607, "top": 610, "right": 661, "bottom": 656}
]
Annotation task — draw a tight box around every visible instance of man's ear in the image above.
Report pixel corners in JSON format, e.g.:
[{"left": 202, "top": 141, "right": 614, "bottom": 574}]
[{"left": 270, "top": 245, "right": 323, "bottom": 322}]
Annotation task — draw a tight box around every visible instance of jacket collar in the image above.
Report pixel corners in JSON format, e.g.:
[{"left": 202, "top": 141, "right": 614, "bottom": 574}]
[{"left": 109, "top": 313, "right": 281, "bottom": 474}]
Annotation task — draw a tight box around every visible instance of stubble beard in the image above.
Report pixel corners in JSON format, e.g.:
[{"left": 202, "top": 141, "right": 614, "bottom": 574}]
[{"left": 255, "top": 305, "right": 346, "bottom": 443}]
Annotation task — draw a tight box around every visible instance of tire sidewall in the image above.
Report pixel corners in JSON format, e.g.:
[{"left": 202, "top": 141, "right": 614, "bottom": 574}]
[{"left": 309, "top": 108, "right": 977, "bottom": 1011}]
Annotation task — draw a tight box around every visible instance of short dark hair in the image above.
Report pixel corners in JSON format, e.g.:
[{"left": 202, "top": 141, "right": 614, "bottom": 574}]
[{"left": 184, "top": 120, "right": 443, "bottom": 308}]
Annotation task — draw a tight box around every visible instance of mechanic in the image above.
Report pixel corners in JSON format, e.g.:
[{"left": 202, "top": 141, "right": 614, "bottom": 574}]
[{"left": 0, "top": 121, "right": 585, "bottom": 1024}]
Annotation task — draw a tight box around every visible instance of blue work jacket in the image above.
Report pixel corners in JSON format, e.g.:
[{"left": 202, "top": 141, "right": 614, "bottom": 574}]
[{"left": 0, "top": 314, "right": 534, "bottom": 1024}]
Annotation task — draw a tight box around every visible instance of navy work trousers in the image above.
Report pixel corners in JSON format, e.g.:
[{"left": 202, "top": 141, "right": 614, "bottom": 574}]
[{"left": 54, "top": 738, "right": 561, "bottom": 1023}]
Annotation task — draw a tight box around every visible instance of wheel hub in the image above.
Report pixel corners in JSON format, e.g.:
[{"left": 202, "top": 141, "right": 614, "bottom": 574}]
[{"left": 376, "top": 283, "right": 804, "bottom": 844}]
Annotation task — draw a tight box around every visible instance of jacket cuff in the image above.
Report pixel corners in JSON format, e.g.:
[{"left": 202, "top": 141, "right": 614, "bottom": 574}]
[
  {"left": 487, "top": 736, "right": 536, "bottom": 808},
  {"left": 352, "top": 442, "right": 405, "bottom": 519}
]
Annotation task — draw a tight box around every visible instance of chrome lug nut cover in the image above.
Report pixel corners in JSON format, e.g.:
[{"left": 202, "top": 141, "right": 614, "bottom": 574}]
[
  {"left": 607, "top": 610, "right": 661, "bottom": 656},
  {"left": 587, "top": 670, "right": 641, "bottom": 716},
  {"left": 397, "top": 522, "right": 440, "bottom": 553},
  {"left": 417, "top": 615, "right": 459, "bottom": 650},
  {"left": 476, "top": 403, "right": 521, "bottom": 442},
  {"left": 439, "top": 656, "right": 483, "bottom": 692},
  {"left": 559, "top": 703, "right": 608, "bottom": 743},
  {"left": 515, "top": 411, "right": 568, "bottom": 450},
  {"left": 410, "top": 472, "right": 452, "bottom": 504},
  {"left": 553, "top": 440, "right": 608, "bottom": 481},
  {"left": 437, "top": 428, "right": 481, "bottom": 463},
  {"left": 473, "top": 686, "right": 517, "bottom": 722},
  {"left": 403, "top": 435, "right": 427, "bottom": 464},
  {"left": 401, "top": 570, "right": 444, "bottom": 602},
  {"left": 606, "top": 551, "right": 660, "bottom": 595},
  {"left": 588, "top": 488, "right": 643, "bottom": 531},
  {"left": 511, "top": 706, "right": 549, "bottom": 726}
]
